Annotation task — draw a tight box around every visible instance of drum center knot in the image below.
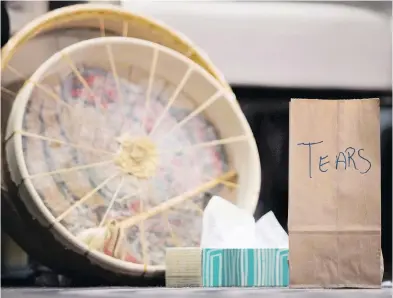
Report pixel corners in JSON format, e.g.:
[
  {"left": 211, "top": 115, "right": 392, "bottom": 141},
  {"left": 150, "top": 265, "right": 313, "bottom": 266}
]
[{"left": 114, "top": 134, "right": 158, "bottom": 179}]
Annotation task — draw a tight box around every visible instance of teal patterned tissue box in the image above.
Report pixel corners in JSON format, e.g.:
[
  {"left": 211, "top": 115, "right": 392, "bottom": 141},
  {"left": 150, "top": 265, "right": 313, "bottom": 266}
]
[
  {"left": 202, "top": 248, "right": 289, "bottom": 287},
  {"left": 165, "top": 248, "right": 289, "bottom": 287}
]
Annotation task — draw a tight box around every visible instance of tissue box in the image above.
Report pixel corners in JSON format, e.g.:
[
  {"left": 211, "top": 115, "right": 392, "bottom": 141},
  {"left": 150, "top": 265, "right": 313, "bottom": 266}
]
[{"left": 166, "top": 248, "right": 289, "bottom": 287}]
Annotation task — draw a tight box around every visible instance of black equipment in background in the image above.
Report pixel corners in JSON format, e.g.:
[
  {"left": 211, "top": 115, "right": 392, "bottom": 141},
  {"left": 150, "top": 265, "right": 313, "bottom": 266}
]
[{"left": 1, "top": 1, "right": 10, "bottom": 48}]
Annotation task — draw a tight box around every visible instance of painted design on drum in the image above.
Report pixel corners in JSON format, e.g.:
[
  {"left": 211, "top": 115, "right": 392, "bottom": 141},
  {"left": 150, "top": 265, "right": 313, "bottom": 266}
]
[{"left": 21, "top": 65, "right": 229, "bottom": 265}]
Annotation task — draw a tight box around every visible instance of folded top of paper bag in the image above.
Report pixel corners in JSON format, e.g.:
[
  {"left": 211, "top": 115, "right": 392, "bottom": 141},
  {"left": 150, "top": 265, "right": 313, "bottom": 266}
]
[{"left": 200, "top": 196, "right": 288, "bottom": 249}]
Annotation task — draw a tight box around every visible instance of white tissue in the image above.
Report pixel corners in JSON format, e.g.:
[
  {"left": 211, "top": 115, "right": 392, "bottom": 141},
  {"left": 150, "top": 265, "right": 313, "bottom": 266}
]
[
  {"left": 200, "top": 196, "right": 288, "bottom": 249},
  {"left": 200, "top": 196, "right": 256, "bottom": 248},
  {"left": 255, "top": 211, "right": 288, "bottom": 249}
]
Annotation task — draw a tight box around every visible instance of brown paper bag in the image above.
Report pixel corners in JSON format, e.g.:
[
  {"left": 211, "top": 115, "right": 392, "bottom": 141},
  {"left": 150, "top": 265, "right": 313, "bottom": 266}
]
[{"left": 288, "top": 98, "right": 381, "bottom": 288}]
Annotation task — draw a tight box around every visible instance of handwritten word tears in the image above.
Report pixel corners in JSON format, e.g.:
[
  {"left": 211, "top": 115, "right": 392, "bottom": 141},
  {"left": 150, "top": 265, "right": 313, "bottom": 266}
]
[{"left": 297, "top": 141, "right": 372, "bottom": 178}]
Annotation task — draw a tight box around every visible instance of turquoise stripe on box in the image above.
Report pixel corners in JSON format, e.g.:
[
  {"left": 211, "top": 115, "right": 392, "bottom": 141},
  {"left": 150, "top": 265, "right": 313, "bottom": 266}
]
[{"left": 202, "top": 249, "right": 289, "bottom": 287}]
